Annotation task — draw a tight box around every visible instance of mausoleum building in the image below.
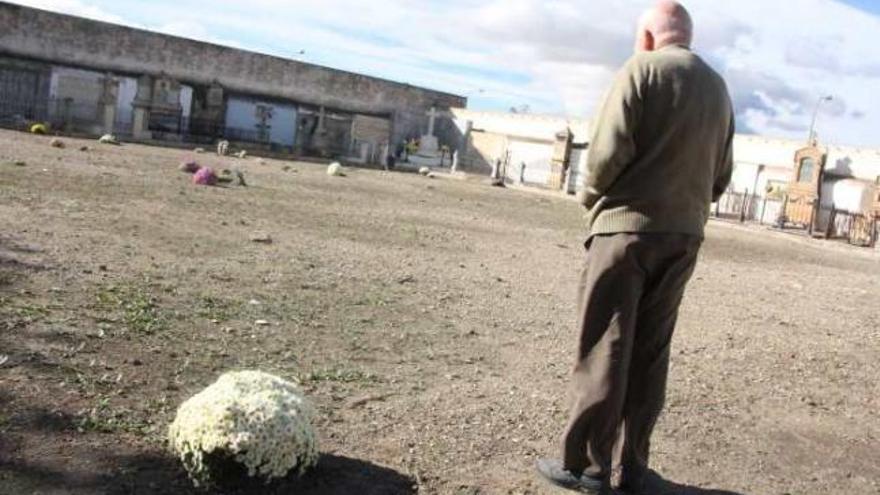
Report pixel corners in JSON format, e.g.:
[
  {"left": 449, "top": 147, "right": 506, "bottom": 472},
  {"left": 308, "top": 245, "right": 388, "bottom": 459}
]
[{"left": 0, "top": 2, "right": 465, "bottom": 162}]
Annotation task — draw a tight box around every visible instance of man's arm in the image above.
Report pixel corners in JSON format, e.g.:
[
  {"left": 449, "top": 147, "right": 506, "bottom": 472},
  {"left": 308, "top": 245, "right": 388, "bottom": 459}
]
[
  {"left": 579, "top": 61, "right": 643, "bottom": 208},
  {"left": 712, "top": 114, "right": 735, "bottom": 202}
]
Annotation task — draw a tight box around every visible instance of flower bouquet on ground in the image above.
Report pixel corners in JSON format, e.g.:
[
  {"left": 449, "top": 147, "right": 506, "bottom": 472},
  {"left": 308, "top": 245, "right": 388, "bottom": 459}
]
[{"left": 168, "top": 370, "right": 319, "bottom": 488}]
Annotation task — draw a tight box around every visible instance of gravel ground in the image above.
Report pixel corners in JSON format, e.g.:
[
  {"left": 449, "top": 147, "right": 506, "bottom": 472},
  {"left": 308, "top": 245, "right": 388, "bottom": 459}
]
[{"left": 0, "top": 130, "right": 878, "bottom": 495}]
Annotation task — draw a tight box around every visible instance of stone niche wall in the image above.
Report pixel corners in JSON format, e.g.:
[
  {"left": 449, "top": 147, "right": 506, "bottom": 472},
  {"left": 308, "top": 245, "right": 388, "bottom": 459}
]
[
  {"left": 320, "top": 116, "right": 353, "bottom": 156},
  {"left": 0, "top": 3, "right": 466, "bottom": 145},
  {"left": 294, "top": 108, "right": 353, "bottom": 158},
  {"left": 352, "top": 115, "right": 391, "bottom": 146}
]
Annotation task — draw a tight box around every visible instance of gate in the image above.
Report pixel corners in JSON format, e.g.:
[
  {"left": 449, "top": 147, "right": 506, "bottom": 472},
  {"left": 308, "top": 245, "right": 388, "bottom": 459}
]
[
  {"left": 849, "top": 215, "right": 877, "bottom": 247},
  {"left": 0, "top": 68, "right": 45, "bottom": 125},
  {"left": 781, "top": 147, "right": 825, "bottom": 234},
  {"left": 783, "top": 196, "right": 818, "bottom": 230}
]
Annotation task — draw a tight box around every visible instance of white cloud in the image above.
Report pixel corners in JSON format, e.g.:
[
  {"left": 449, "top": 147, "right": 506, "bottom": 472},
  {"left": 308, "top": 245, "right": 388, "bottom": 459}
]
[
  {"left": 691, "top": 0, "right": 880, "bottom": 146},
  {"left": 8, "top": 0, "right": 127, "bottom": 24},
  {"left": 153, "top": 20, "right": 244, "bottom": 49},
  {"left": 8, "top": 0, "right": 880, "bottom": 147}
]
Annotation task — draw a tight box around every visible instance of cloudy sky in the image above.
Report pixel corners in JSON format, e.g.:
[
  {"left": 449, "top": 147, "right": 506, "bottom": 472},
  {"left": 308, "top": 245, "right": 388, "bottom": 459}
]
[{"left": 9, "top": 0, "right": 880, "bottom": 147}]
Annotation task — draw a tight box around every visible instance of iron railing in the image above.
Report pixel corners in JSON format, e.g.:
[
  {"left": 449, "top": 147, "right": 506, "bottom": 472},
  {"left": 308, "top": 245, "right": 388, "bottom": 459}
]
[
  {"left": 714, "top": 191, "right": 784, "bottom": 225},
  {"left": 0, "top": 94, "right": 269, "bottom": 146},
  {"left": 714, "top": 191, "right": 878, "bottom": 248},
  {"left": 0, "top": 95, "right": 110, "bottom": 134},
  {"left": 148, "top": 114, "right": 274, "bottom": 147}
]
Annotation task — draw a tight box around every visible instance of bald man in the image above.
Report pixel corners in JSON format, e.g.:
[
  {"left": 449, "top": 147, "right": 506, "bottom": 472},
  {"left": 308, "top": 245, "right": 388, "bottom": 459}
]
[{"left": 537, "top": 2, "right": 734, "bottom": 493}]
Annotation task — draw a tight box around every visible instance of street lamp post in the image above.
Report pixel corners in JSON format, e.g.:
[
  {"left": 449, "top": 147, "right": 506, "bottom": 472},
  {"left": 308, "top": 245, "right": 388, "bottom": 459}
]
[{"left": 808, "top": 95, "right": 833, "bottom": 145}]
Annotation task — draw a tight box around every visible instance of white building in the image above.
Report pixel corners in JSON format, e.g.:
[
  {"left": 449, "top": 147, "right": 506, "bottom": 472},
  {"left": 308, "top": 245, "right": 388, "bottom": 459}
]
[
  {"left": 449, "top": 109, "right": 590, "bottom": 193},
  {"left": 448, "top": 109, "right": 879, "bottom": 216},
  {"left": 728, "top": 135, "right": 880, "bottom": 229}
]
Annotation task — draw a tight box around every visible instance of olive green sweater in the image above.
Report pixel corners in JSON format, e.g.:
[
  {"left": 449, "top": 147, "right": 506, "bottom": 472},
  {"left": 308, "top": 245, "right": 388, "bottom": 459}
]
[{"left": 581, "top": 45, "right": 735, "bottom": 238}]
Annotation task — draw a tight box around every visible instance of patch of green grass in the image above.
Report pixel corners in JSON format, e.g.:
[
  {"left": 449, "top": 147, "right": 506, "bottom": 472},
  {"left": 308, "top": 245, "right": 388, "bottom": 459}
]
[
  {"left": 353, "top": 293, "right": 391, "bottom": 307},
  {"left": 0, "top": 297, "right": 51, "bottom": 322},
  {"left": 300, "top": 368, "right": 381, "bottom": 384},
  {"left": 195, "top": 295, "right": 241, "bottom": 322},
  {"left": 403, "top": 225, "right": 421, "bottom": 241},
  {"left": 0, "top": 271, "right": 17, "bottom": 287},
  {"left": 76, "top": 397, "right": 153, "bottom": 436},
  {"left": 13, "top": 303, "right": 51, "bottom": 319},
  {"left": 95, "top": 285, "right": 167, "bottom": 335}
]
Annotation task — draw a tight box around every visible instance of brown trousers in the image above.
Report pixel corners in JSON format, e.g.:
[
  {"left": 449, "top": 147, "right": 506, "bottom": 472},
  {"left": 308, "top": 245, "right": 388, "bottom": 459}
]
[{"left": 561, "top": 233, "right": 701, "bottom": 489}]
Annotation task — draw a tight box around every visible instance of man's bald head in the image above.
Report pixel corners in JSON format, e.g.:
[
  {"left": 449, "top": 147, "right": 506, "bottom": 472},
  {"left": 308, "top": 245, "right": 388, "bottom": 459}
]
[{"left": 635, "top": 1, "right": 694, "bottom": 52}]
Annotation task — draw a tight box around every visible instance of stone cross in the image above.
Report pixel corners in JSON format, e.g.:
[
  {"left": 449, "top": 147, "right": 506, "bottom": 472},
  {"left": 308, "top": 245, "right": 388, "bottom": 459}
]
[
  {"left": 255, "top": 104, "right": 273, "bottom": 142},
  {"left": 426, "top": 106, "right": 439, "bottom": 136}
]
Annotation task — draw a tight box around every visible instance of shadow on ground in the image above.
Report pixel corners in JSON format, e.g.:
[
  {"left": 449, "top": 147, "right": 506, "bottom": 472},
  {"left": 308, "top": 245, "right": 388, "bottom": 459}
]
[
  {"left": 0, "top": 452, "right": 416, "bottom": 495},
  {"left": 0, "top": 234, "right": 49, "bottom": 291},
  {"left": 107, "top": 453, "right": 417, "bottom": 495},
  {"left": 629, "top": 470, "right": 747, "bottom": 495}
]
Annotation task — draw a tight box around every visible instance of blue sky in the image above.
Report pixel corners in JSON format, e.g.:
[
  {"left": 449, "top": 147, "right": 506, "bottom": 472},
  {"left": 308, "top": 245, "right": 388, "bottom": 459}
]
[
  {"left": 841, "top": 0, "right": 880, "bottom": 14},
  {"left": 11, "top": 0, "right": 880, "bottom": 147}
]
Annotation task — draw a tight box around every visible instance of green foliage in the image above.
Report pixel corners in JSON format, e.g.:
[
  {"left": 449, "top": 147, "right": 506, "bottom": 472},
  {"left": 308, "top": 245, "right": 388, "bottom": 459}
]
[
  {"left": 300, "top": 368, "right": 380, "bottom": 384},
  {"left": 0, "top": 297, "right": 51, "bottom": 323},
  {"left": 76, "top": 396, "right": 153, "bottom": 436},
  {"left": 13, "top": 303, "right": 50, "bottom": 320},
  {"left": 95, "top": 285, "right": 167, "bottom": 335},
  {"left": 195, "top": 295, "right": 241, "bottom": 322}
]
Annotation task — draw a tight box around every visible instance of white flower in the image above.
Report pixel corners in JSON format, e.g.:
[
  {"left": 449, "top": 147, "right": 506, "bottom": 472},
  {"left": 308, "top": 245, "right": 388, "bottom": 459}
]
[
  {"left": 168, "top": 371, "right": 318, "bottom": 487},
  {"left": 327, "top": 162, "right": 344, "bottom": 176}
]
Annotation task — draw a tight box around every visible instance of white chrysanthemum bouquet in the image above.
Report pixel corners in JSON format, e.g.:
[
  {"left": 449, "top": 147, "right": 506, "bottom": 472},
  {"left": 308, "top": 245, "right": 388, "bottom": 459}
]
[{"left": 168, "top": 371, "right": 319, "bottom": 487}]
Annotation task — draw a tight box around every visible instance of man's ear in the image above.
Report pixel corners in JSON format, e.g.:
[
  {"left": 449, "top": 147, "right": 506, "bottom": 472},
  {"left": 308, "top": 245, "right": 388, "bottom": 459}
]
[
  {"left": 635, "top": 29, "right": 654, "bottom": 52},
  {"left": 644, "top": 30, "right": 655, "bottom": 51}
]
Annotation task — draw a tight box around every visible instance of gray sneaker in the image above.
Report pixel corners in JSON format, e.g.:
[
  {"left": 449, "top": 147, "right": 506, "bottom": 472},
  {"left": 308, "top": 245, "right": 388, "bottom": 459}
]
[{"left": 536, "top": 459, "right": 604, "bottom": 494}]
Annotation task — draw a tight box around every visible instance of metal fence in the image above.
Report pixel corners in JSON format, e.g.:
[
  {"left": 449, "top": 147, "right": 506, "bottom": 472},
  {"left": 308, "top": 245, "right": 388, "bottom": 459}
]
[
  {"left": 714, "top": 191, "right": 878, "bottom": 248},
  {"left": 0, "top": 95, "right": 111, "bottom": 135},
  {"left": 714, "top": 191, "right": 784, "bottom": 225},
  {"left": 149, "top": 115, "right": 283, "bottom": 149},
  {"left": 0, "top": 94, "right": 276, "bottom": 148},
  {"left": 0, "top": 95, "right": 52, "bottom": 129},
  {"left": 821, "top": 208, "right": 878, "bottom": 246}
]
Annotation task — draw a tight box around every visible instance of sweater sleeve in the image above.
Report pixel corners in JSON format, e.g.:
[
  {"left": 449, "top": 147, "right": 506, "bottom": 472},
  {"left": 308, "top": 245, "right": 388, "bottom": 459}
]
[
  {"left": 713, "top": 114, "right": 735, "bottom": 202},
  {"left": 581, "top": 61, "right": 643, "bottom": 208}
]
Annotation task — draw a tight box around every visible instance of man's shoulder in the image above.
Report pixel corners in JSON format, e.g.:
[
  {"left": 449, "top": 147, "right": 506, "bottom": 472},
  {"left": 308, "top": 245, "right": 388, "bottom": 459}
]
[
  {"left": 630, "top": 47, "right": 704, "bottom": 69},
  {"left": 630, "top": 48, "right": 727, "bottom": 90}
]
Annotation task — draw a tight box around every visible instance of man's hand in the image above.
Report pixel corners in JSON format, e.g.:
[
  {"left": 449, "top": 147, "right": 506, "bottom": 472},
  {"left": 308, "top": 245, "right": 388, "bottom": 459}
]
[
  {"left": 576, "top": 188, "right": 602, "bottom": 209},
  {"left": 575, "top": 186, "right": 602, "bottom": 210}
]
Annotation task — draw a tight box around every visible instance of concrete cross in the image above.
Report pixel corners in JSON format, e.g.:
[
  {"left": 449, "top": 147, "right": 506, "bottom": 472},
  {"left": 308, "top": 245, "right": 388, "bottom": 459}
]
[{"left": 426, "top": 106, "right": 439, "bottom": 137}]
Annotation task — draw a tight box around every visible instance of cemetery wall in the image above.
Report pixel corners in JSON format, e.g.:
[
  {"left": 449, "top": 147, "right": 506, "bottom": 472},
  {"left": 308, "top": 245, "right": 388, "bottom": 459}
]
[{"left": 0, "top": 2, "right": 465, "bottom": 146}]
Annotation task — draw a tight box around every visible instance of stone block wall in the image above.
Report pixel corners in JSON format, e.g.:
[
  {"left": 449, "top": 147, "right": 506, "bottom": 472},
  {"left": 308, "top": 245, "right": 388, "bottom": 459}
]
[{"left": 0, "top": 2, "right": 466, "bottom": 147}]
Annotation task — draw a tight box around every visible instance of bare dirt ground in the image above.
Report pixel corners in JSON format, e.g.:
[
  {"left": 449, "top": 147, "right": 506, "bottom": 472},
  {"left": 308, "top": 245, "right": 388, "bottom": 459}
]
[{"left": 1, "top": 130, "right": 878, "bottom": 495}]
